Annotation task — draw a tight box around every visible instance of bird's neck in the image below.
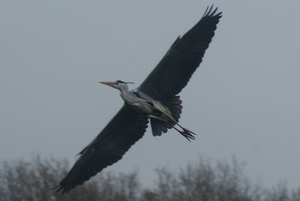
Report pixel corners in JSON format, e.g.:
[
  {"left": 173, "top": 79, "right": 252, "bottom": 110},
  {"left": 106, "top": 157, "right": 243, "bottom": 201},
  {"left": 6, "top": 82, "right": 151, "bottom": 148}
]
[{"left": 119, "top": 87, "right": 130, "bottom": 102}]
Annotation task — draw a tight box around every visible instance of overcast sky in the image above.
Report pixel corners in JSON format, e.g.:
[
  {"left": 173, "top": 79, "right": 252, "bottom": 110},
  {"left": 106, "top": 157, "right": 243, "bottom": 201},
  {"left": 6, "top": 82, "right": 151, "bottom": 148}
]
[{"left": 1, "top": 1, "right": 300, "bottom": 190}]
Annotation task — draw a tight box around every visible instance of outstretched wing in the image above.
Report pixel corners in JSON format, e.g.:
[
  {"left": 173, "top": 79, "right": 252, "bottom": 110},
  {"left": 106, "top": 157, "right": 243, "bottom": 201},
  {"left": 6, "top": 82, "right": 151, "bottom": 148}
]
[
  {"left": 139, "top": 5, "right": 222, "bottom": 99},
  {"left": 56, "top": 104, "right": 148, "bottom": 194}
]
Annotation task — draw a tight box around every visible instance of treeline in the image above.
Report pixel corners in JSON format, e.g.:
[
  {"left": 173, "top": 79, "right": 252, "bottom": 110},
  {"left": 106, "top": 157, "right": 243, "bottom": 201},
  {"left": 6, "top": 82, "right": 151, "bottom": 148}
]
[{"left": 0, "top": 155, "right": 299, "bottom": 201}]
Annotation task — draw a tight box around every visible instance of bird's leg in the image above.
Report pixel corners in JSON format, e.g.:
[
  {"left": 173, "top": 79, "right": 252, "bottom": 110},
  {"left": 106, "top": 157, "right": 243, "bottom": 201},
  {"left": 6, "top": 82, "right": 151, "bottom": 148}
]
[
  {"left": 148, "top": 114, "right": 196, "bottom": 141},
  {"left": 174, "top": 124, "right": 196, "bottom": 141}
]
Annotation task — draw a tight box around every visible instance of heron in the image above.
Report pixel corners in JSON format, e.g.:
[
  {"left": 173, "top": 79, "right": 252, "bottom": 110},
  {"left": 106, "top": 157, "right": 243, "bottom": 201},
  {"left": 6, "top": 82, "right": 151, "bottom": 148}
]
[{"left": 56, "top": 5, "right": 222, "bottom": 194}]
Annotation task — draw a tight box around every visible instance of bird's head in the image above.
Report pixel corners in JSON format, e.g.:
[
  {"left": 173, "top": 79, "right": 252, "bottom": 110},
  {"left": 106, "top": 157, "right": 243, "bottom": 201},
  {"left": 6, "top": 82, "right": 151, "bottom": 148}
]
[{"left": 100, "top": 80, "right": 134, "bottom": 91}]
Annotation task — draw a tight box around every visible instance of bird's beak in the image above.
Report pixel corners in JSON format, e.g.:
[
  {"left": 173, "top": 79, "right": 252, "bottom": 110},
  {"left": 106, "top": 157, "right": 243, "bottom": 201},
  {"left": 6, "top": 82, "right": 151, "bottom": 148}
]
[{"left": 99, "top": 81, "right": 115, "bottom": 86}]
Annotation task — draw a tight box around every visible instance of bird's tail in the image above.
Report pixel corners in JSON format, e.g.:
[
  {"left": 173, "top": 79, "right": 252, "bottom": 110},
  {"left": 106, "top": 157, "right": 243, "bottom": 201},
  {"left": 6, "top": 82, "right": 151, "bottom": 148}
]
[
  {"left": 160, "top": 95, "right": 182, "bottom": 122},
  {"left": 150, "top": 96, "right": 196, "bottom": 140},
  {"left": 150, "top": 96, "right": 182, "bottom": 136}
]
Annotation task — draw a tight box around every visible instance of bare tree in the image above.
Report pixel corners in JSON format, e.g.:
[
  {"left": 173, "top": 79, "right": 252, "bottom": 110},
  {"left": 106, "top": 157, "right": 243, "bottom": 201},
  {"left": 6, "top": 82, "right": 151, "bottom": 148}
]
[
  {"left": 141, "top": 157, "right": 299, "bottom": 201},
  {"left": 291, "top": 188, "right": 300, "bottom": 201},
  {"left": 1, "top": 155, "right": 300, "bottom": 201},
  {"left": 142, "top": 157, "right": 254, "bottom": 201},
  {"left": 0, "top": 155, "right": 68, "bottom": 201},
  {"left": 0, "top": 155, "right": 140, "bottom": 201}
]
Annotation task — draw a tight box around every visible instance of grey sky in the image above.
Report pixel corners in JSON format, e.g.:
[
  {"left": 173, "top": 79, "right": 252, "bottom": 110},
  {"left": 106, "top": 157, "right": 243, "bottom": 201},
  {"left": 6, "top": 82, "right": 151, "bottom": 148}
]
[{"left": 1, "top": 1, "right": 300, "bottom": 189}]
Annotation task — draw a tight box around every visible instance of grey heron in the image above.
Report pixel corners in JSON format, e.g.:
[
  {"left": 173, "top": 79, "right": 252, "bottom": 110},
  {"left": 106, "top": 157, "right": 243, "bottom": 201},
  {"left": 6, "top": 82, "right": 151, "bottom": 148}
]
[{"left": 56, "top": 5, "right": 222, "bottom": 194}]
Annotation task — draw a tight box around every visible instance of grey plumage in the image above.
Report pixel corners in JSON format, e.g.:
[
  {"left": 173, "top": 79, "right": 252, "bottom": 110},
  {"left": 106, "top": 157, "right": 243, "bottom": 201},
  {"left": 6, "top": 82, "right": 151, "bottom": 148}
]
[{"left": 56, "top": 5, "right": 222, "bottom": 194}]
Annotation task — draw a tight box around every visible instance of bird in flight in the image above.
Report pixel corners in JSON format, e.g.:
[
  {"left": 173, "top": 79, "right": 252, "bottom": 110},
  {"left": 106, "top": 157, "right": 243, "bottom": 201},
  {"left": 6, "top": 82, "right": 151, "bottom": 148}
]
[{"left": 56, "top": 5, "right": 222, "bottom": 194}]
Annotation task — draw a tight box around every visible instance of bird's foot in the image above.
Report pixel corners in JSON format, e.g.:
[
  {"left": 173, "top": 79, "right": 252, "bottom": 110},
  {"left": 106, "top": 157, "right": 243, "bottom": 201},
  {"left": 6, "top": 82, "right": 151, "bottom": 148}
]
[{"left": 174, "top": 126, "right": 196, "bottom": 141}]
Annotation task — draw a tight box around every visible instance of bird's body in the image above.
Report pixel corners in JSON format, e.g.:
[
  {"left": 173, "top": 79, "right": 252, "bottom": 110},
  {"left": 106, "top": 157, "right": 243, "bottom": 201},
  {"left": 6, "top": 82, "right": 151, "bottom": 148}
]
[
  {"left": 102, "top": 81, "right": 193, "bottom": 139},
  {"left": 120, "top": 85, "right": 155, "bottom": 115},
  {"left": 56, "top": 5, "right": 222, "bottom": 194}
]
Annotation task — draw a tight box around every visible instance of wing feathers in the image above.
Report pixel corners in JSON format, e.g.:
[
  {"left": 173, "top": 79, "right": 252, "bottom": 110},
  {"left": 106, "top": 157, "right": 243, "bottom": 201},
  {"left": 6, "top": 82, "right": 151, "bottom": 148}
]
[
  {"left": 57, "top": 5, "right": 222, "bottom": 194},
  {"left": 56, "top": 104, "right": 148, "bottom": 194},
  {"left": 139, "top": 5, "right": 222, "bottom": 99}
]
